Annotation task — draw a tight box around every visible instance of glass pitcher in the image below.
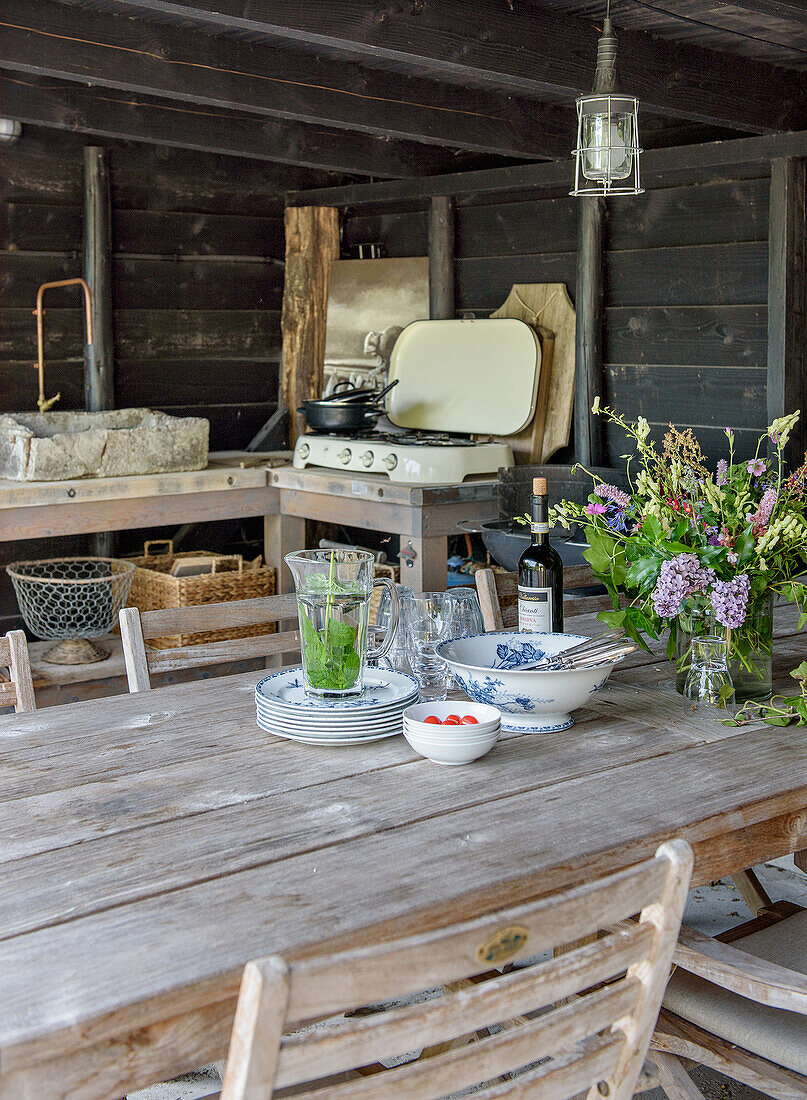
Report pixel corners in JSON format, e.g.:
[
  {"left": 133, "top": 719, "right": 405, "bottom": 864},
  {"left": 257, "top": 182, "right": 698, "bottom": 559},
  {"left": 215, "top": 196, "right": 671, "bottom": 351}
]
[
  {"left": 285, "top": 549, "right": 399, "bottom": 697},
  {"left": 683, "top": 635, "right": 736, "bottom": 715}
]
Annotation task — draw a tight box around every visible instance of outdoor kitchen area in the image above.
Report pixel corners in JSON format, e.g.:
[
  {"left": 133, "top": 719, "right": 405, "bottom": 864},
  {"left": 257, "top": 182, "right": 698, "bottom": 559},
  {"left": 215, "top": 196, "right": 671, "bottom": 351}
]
[{"left": 1, "top": 3, "right": 806, "bottom": 1099}]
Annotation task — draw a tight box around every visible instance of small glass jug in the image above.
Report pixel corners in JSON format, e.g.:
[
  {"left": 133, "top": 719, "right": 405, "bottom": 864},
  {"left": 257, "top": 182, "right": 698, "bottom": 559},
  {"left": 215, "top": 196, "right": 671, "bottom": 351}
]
[
  {"left": 285, "top": 549, "right": 399, "bottom": 697},
  {"left": 683, "top": 635, "right": 735, "bottom": 714}
]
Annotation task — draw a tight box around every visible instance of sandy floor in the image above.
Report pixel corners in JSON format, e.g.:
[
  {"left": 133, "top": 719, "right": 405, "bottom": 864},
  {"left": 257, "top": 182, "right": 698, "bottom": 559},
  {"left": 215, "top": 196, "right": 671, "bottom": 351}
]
[{"left": 128, "top": 856, "right": 807, "bottom": 1100}]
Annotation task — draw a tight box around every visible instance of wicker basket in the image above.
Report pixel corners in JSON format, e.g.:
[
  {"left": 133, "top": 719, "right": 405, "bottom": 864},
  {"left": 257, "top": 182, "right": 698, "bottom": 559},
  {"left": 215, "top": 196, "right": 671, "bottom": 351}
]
[{"left": 126, "top": 540, "right": 277, "bottom": 649}]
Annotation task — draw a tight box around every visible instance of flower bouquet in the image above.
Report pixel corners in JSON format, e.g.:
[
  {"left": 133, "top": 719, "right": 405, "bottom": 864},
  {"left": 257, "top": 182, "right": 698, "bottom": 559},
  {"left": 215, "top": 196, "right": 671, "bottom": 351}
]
[{"left": 548, "top": 403, "right": 807, "bottom": 701}]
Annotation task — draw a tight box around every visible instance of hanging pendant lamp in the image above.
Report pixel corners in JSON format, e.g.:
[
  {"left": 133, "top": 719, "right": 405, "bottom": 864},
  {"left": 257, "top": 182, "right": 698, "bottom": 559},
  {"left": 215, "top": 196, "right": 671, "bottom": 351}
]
[{"left": 571, "top": 2, "right": 643, "bottom": 197}]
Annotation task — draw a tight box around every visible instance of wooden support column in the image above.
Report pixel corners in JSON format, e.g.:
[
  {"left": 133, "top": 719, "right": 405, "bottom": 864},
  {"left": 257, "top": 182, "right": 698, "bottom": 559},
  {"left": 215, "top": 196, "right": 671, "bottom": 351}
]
[
  {"left": 82, "top": 146, "right": 115, "bottom": 412},
  {"left": 281, "top": 206, "right": 340, "bottom": 447},
  {"left": 767, "top": 157, "right": 807, "bottom": 467},
  {"left": 574, "top": 196, "right": 605, "bottom": 466},
  {"left": 429, "top": 195, "right": 455, "bottom": 319}
]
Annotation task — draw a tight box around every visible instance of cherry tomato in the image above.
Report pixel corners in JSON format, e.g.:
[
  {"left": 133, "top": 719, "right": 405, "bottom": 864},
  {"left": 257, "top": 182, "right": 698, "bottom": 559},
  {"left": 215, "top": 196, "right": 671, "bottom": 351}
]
[
  {"left": 442, "top": 718, "right": 460, "bottom": 725},
  {"left": 445, "top": 714, "right": 461, "bottom": 723},
  {"left": 423, "top": 715, "right": 441, "bottom": 724},
  {"left": 460, "top": 715, "right": 479, "bottom": 724}
]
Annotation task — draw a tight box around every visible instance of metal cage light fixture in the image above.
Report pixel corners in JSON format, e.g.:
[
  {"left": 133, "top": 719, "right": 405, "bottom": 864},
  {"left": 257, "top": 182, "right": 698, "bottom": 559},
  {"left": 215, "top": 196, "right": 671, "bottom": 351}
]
[{"left": 571, "top": 3, "right": 643, "bottom": 197}]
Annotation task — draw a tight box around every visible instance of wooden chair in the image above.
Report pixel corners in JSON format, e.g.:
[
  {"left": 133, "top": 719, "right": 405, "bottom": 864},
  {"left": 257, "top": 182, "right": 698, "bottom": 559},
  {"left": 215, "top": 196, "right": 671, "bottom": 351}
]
[
  {"left": 652, "top": 901, "right": 807, "bottom": 1099},
  {"left": 0, "top": 629, "right": 36, "bottom": 712},
  {"left": 200, "top": 839, "right": 692, "bottom": 1100},
  {"left": 119, "top": 595, "right": 300, "bottom": 692},
  {"left": 475, "top": 564, "right": 613, "bottom": 632}
]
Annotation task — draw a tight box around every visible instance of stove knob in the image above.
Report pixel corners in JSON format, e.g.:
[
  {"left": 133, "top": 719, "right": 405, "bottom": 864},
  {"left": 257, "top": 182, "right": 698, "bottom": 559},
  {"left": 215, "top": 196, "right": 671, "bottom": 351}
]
[
  {"left": 383, "top": 453, "right": 398, "bottom": 471},
  {"left": 360, "top": 450, "right": 374, "bottom": 468},
  {"left": 338, "top": 448, "right": 352, "bottom": 465},
  {"left": 297, "top": 442, "right": 310, "bottom": 460}
]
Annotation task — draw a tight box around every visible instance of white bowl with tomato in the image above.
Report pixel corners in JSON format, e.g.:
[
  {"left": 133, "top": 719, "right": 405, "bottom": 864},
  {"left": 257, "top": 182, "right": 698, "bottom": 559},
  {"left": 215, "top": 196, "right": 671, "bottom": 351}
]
[{"left": 402, "top": 701, "right": 501, "bottom": 765}]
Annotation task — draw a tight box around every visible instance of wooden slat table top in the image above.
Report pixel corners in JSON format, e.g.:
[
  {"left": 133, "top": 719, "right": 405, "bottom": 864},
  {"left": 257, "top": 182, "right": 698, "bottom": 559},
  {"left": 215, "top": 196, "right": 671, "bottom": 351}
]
[{"left": 0, "top": 606, "right": 805, "bottom": 1094}]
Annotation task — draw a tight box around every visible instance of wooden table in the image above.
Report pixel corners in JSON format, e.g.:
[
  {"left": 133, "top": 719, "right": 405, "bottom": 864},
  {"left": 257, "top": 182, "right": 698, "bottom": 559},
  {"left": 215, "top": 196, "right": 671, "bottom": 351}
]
[
  {"left": 0, "top": 451, "right": 284, "bottom": 558},
  {"left": 268, "top": 465, "right": 500, "bottom": 592},
  {"left": 1, "top": 607, "right": 806, "bottom": 1099}
]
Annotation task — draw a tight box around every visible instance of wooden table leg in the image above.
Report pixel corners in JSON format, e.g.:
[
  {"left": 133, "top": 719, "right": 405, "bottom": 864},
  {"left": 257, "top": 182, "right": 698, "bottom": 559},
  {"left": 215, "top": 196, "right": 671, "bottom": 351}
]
[
  {"left": 401, "top": 535, "right": 448, "bottom": 592},
  {"left": 264, "top": 513, "right": 306, "bottom": 593},
  {"left": 795, "top": 850, "right": 806, "bottom": 875}
]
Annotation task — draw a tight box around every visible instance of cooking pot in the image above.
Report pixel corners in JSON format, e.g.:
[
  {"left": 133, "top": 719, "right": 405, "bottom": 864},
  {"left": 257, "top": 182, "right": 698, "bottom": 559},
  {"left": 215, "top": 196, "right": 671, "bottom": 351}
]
[
  {"left": 299, "top": 379, "right": 398, "bottom": 434},
  {"left": 299, "top": 400, "right": 381, "bottom": 433}
]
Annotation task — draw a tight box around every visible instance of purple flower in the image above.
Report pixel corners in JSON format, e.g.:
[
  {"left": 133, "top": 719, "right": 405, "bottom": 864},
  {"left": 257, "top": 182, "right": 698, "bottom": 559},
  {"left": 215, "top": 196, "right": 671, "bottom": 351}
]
[
  {"left": 711, "top": 575, "right": 751, "bottom": 629},
  {"left": 651, "top": 553, "right": 716, "bottom": 619},
  {"left": 747, "top": 459, "right": 766, "bottom": 477},
  {"left": 594, "top": 483, "right": 631, "bottom": 510},
  {"left": 769, "top": 429, "right": 780, "bottom": 444},
  {"left": 725, "top": 427, "right": 734, "bottom": 438},
  {"left": 727, "top": 550, "right": 738, "bottom": 565},
  {"left": 716, "top": 459, "right": 728, "bottom": 486},
  {"left": 749, "top": 487, "right": 777, "bottom": 529},
  {"left": 586, "top": 502, "right": 607, "bottom": 515}
]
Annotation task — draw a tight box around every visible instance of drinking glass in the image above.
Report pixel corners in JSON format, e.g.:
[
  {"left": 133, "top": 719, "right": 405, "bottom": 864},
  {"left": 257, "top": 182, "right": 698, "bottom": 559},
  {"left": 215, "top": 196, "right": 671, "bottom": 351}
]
[
  {"left": 446, "top": 587, "right": 485, "bottom": 639},
  {"left": 402, "top": 592, "right": 455, "bottom": 701},
  {"left": 370, "top": 583, "right": 414, "bottom": 673},
  {"left": 285, "top": 549, "right": 398, "bottom": 697},
  {"left": 683, "top": 635, "right": 736, "bottom": 715}
]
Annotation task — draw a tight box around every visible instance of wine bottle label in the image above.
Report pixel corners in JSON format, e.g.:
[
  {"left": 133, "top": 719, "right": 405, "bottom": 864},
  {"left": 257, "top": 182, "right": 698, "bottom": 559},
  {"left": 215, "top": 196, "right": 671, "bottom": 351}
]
[
  {"left": 518, "top": 586, "right": 553, "bottom": 632},
  {"left": 530, "top": 521, "right": 550, "bottom": 534}
]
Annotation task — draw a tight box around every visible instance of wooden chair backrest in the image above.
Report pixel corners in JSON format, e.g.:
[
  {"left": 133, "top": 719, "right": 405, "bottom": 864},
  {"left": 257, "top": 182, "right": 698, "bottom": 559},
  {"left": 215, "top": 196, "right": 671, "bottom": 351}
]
[
  {"left": 0, "top": 630, "right": 37, "bottom": 712},
  {"left": 119, "top": 595, "right": 300, "bottom": 692},
  {"left": 476, "top": 565, "right": 612, "bottom": 632},
  {"left": 218, "top": 840, "right": 693, "bottom": 1100}
]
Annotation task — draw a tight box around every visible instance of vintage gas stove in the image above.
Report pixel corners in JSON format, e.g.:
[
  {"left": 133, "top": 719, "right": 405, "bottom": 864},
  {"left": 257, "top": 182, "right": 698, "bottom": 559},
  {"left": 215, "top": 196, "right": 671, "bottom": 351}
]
[{"left": 293, "top": 318, "right": 541, "bottom": 485}]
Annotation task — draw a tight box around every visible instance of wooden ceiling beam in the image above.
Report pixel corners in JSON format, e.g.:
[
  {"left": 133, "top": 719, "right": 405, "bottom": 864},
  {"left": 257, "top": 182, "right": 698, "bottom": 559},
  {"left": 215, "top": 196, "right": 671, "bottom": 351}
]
[
  {"left": 288, "top": 129, "right": 807, "bottom": 207},
  {"left": 0, "top": 74, "right": 473, "bottom": 177},
  {"left": 708, "top": 0, "right": 807, "bottom": 23},
  {"left": 0, "top": 0, "right": 571, "bottom": 161},
  {"left": 68, "top": 0, "right": 807, "bottom": 134}
]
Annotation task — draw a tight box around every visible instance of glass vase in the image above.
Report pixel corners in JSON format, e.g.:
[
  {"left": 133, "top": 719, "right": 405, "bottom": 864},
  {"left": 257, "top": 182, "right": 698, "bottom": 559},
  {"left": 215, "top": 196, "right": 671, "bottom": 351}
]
[
  {"left": 675, "top": 590, "right": 773, "bottom": 703},
  {"left": 674, "top": 595, "right": 714, "bottom": 693}
]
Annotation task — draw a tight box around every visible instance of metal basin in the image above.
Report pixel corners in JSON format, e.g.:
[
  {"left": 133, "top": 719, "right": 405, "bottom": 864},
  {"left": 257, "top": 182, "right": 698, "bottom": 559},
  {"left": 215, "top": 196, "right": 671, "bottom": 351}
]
[{"left": 0, "top": 408, "right": 209, "bottom": 481}]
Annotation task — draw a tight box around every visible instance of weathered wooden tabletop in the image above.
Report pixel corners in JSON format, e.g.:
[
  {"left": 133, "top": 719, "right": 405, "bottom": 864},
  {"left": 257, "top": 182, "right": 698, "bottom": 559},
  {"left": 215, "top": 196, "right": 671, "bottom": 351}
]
[{"left": 1, "top": 607, "right": 805, "bottom": 1099}]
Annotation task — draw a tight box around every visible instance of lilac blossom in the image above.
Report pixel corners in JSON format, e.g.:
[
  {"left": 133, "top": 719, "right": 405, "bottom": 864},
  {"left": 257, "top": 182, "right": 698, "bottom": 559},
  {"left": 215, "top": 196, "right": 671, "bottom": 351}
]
[
  {"left": 710, "top": 575, "right": 751, "bottom": 629},
  {"left": 749, "top": 488, "right": 777, "bottom": 529},
  {"left": 747, "top": 459, "right": 766, "bottom": 477},
  {"left": 594, "top": 483, "right": 631, "bottom": 510},
  {"left": 650, "top": 554, "right": 716, "bottom": 619},
  {"left": 716, "top": 459, "right": 728, "bottom": 486}
]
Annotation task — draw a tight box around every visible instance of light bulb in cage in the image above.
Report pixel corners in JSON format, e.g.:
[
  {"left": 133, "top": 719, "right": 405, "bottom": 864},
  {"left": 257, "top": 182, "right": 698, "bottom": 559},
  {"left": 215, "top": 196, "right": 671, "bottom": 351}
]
[{"left": 571, "top": 17, "right": 643, "bottom": 197}]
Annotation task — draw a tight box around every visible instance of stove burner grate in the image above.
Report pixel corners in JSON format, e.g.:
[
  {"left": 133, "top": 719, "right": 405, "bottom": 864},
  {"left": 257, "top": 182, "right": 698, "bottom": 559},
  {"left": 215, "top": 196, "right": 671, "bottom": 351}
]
[{"left": 306, "top": 430, "right": 481, "bottom": 448}]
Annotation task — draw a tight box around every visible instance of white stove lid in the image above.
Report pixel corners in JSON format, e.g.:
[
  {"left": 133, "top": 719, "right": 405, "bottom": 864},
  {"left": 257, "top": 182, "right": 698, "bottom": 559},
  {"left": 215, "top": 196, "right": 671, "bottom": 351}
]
[{"left": 386, "top": 318, "right": 540, "bottom": 435}]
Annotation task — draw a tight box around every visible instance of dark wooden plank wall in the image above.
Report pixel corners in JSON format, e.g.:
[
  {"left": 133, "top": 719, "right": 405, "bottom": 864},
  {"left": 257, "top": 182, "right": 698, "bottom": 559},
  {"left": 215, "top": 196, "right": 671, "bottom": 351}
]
[
  {"left": 342, "top": 171, "right": 770, "bottom": 464},
  {"left": 0, "top": 129, "right": 284, "bottom": 447},
  {"left": 0, "top": 129, "right": 288, "bottom": 632}
]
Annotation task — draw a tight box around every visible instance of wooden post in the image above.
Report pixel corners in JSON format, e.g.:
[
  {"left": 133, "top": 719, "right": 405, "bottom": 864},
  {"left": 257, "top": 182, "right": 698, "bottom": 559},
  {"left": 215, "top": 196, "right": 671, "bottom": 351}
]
[
  {"left": 281, "top": 206, "right": 340, "bottom": 446},
  {"left": 429, "top": 195, "right": 455, "bottom": 319},
  {"left": 82, "top": 146, "right": 115, "bottom": 412},
  {"left": 767, "top": 157, "right": 807, "bottom": 468},
  {"left": 574, "top": 196, "right": 605, "bottom": 467}
]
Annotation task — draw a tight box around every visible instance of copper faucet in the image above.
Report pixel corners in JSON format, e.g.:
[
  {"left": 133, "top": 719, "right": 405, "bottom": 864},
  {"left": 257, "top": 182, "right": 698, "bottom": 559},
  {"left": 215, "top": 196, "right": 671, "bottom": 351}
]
[{"left": 33, "top": 278, "right": 93, "bottom": 412}]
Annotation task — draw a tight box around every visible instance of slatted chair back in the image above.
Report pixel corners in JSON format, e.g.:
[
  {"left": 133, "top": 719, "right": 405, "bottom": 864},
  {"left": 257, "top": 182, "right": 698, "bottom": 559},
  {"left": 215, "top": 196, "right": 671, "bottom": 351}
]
[
  {"left": 476, "top": 565, "right": 612, "bottom": 632},
  {"left": 0, "top": 630, "right": 37, "bottom": 713},
  {"left": 215, "top": 839, "right": 692, "bottom": 1100},
  {"left": 119, "top": 596, "right": 300, "bottom": 692}
]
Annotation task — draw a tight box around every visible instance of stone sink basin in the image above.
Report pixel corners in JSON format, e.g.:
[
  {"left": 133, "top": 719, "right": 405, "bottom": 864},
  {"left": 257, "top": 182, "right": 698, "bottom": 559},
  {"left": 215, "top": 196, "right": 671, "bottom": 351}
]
[{"left": 0, "top": 409, "right": 209, "bottom": 481}]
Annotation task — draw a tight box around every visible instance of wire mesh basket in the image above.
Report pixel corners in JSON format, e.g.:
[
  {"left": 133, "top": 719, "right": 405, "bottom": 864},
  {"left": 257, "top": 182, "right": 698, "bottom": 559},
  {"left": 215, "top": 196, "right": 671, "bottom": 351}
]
[{"left": 6, "top": 557, "right": 136, "bottom": 665}]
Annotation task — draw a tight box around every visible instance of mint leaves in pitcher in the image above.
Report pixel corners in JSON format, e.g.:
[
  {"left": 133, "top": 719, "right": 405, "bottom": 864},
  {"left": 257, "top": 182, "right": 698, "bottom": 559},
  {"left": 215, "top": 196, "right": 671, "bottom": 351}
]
[{"left": 296, "top": 556, "right": 366, "bottom": 692}]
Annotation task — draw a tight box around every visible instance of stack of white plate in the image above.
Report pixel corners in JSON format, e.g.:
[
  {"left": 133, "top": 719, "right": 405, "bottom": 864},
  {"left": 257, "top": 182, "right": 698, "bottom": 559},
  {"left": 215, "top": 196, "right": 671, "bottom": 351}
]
[{"left": 255, "top": 667, "right": 419, "bottom": 746}]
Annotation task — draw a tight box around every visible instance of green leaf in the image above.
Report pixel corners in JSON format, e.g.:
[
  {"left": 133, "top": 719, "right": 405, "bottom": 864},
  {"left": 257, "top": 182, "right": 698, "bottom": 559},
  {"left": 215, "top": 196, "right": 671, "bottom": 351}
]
[
  {"left": 598, "top": 609, "right": 626, "bottom": 629},
  {"left": 625, "top": 555, "right": 660, "bottom": 591}
]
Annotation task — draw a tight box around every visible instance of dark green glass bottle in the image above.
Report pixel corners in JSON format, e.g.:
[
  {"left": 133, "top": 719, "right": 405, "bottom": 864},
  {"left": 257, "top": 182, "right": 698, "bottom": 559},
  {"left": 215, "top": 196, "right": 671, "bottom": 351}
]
[{"left": 517, "top": 476, "right": 564, "bottom": 633}]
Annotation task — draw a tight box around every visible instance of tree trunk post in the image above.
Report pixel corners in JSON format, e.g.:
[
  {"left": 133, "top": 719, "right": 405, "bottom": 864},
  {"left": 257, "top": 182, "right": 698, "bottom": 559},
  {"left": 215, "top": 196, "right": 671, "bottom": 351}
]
[{"left": 281, "top": 206, "right": 341, "bottom": 447}]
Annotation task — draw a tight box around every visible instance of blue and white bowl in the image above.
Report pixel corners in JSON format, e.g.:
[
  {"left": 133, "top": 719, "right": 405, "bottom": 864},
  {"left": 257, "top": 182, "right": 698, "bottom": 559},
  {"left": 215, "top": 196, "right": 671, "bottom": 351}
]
[{"left": 435, "top": 631, "right": 618, "bottom": 733}]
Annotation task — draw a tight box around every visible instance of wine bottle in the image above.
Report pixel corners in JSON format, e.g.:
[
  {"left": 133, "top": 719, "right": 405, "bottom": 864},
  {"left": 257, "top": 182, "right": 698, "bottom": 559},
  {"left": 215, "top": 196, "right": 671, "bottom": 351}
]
[{"left": 517, "top": 476, "right": 564, "bottom": 633}]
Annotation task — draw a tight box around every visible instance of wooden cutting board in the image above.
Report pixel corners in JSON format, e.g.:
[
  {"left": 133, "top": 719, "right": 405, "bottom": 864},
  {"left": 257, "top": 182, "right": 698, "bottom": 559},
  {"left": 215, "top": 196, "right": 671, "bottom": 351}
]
[{"left": 491, "top": 283, "right": 576, "bottom": 462}]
